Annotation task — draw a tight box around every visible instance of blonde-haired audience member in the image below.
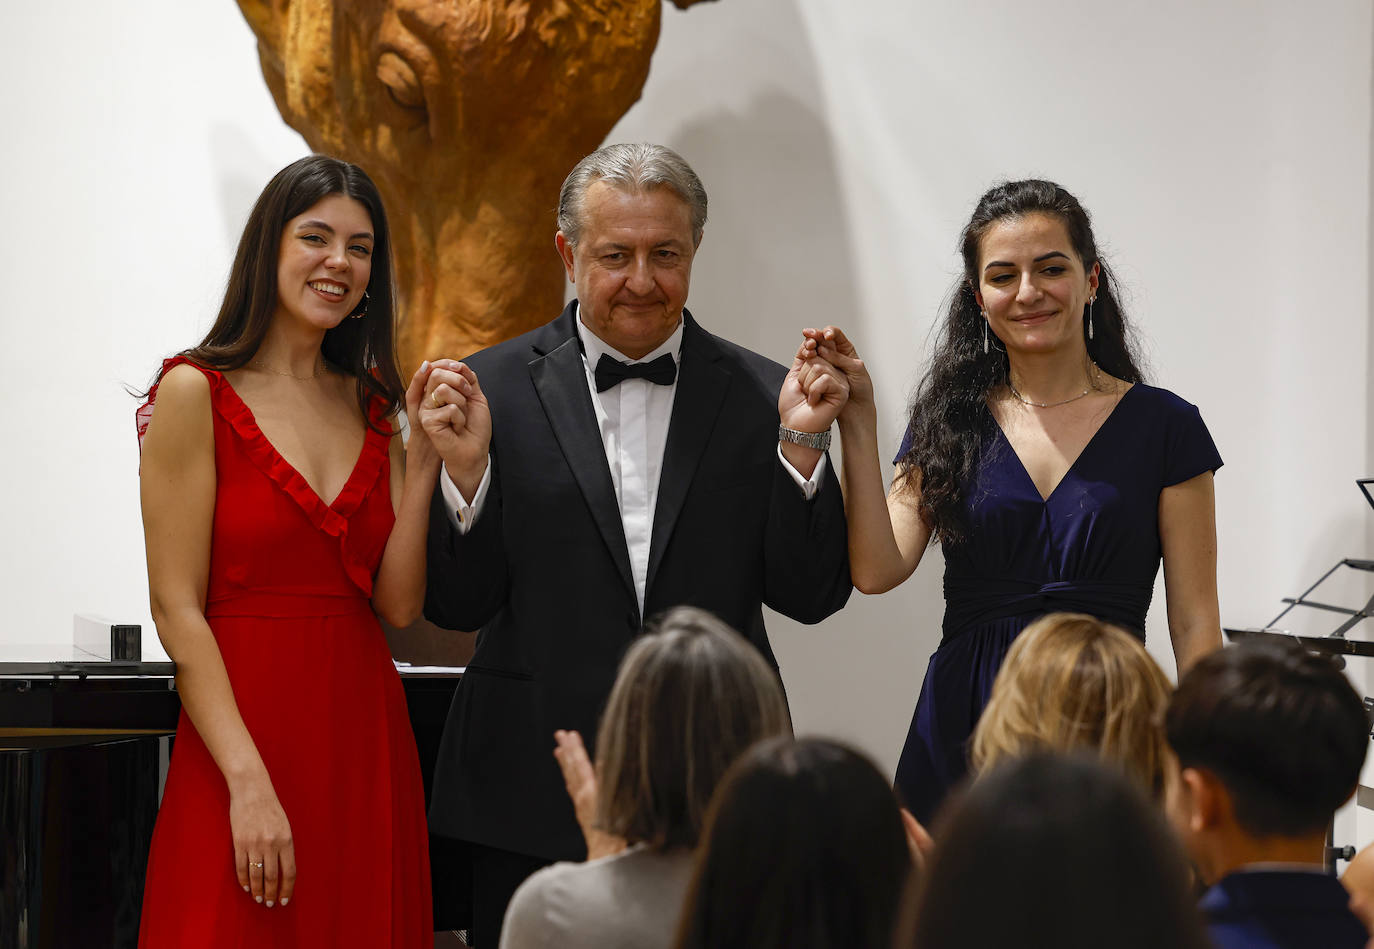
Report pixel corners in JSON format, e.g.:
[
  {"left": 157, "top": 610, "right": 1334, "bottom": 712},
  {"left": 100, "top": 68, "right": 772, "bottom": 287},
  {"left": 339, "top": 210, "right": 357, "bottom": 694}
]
[
  {"left": 970, "top": 611, "right": 1171, "bottom": 798},
  {"left": 499, "top": 606, "right": 791, "bottom": 949}
]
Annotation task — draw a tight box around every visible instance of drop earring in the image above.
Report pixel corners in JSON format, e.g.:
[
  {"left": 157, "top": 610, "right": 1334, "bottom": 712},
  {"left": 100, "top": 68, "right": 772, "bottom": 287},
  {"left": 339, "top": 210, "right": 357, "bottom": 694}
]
[
  {"left": 1087, "top": 296, "right": 1095, "bottom": 341},
  {"left": 352, "top": 290, "right": 370, "bottom": 320},
  {"left": 982, "top": 311, "right": 989, "bottom": 354}
]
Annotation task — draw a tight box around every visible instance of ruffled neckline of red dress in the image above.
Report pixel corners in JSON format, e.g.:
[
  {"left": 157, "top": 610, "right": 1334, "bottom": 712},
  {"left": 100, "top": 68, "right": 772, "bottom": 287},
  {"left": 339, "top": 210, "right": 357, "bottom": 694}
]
[{"left": 138, "top": 355, "right": 394, "bottom": 597}]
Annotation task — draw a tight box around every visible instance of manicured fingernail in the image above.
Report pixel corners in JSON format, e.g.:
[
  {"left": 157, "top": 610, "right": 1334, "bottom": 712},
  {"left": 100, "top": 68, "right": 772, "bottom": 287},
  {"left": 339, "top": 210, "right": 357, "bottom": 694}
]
[
  {"left": 421, "top": 360, "right": 430, "bottom": 372},
  {"left": 255, "top": 896, "right": 263, "bottom": 903},
  {"left": 243, "top": 885, "right": 250, "bottom": 893},
  {"left": 266, "top": 900, "right": 274, "bottom": 908},
  {"left": 280, "top": 898, "right": 289, "bottom": 907}
]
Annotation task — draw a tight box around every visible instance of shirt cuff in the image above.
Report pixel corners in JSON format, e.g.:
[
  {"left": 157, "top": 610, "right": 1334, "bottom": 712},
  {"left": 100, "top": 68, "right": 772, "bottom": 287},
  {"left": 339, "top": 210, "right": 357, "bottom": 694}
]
[
  {"left": 440, "top": 456, "right": 492, "bottom": 534},
  {"left": 776, "top": 445, "right": 826, "bottom": 500}
]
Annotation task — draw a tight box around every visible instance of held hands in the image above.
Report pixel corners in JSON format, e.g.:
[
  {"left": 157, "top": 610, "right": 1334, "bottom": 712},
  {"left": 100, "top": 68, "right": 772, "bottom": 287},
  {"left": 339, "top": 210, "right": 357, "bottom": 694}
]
[
  {"left": 230, "top": 774, "right": 296, "bottom": 909},
  {"left": 553, "top": 729, "right": 627, "bottom": 861},
  {"left": 417, "top": 359, "right": 491, "bottom": 498},
  {"left": 401, "top": 362, "right": 442, "bottom": 472},
  {"left": 799, "top": 325, "right": 874, "bottom": 425},
  {"left": 780, "top": 338, "right": 850, "bottom": 437}
]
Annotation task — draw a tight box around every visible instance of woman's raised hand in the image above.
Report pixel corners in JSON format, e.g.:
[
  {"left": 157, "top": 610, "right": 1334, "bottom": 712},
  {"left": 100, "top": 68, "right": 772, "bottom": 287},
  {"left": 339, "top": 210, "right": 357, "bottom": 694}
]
[
  {"left": 419, "top": 359, "right": 491, "bottom": 498},
  {"left": 800, "top": 325, "right": 874, "bottom": 421},
  {"left": 230, "top": 775, "right": 296, "bottom": 909},
  {"left": 553, "top": 729, "right": 627, "bottom": 861},
  {"left": 402, "top": 361, "right": 440, "bottom": 467}
]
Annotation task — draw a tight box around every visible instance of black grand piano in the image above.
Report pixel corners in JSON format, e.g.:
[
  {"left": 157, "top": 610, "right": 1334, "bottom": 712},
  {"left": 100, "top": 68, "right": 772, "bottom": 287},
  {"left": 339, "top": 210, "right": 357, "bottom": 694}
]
[{"left": 1, "top": 641, "right": 463, "bottom": 948}]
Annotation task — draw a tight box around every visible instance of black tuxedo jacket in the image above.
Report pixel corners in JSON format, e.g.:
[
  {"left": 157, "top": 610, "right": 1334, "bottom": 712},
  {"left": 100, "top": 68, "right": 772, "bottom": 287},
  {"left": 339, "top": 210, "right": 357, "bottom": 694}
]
[{"left": 424, "top": 302, "right": 852, "bottom": 860}]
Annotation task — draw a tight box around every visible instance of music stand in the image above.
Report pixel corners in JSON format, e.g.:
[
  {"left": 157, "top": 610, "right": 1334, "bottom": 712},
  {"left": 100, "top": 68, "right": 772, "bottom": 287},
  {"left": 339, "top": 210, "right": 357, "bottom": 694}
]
[
  {"left": 1255, "top": 479, "right": 1374, "bottom": 640},
  {"left": 1223, "top": 478, "right": 1374, "bottom": 873}
]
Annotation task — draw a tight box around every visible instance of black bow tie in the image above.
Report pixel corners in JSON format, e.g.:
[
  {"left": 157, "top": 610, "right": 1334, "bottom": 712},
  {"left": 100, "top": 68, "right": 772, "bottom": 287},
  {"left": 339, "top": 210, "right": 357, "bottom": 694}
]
[{"left": 593, "top": 352, "right": 677, "bottom": 393}]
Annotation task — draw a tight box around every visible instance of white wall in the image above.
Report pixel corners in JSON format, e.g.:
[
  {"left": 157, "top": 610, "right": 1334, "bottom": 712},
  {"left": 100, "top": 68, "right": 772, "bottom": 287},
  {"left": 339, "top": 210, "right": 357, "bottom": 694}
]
[{"left": 3, "top": 2, "right": 1371, "bottom": 793}]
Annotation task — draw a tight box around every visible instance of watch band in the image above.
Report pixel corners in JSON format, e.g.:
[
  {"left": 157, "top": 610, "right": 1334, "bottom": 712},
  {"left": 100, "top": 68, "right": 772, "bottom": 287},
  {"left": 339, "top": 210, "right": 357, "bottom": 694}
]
[{"left": 778, "top": 424, "right": 832, "bottom": 452}]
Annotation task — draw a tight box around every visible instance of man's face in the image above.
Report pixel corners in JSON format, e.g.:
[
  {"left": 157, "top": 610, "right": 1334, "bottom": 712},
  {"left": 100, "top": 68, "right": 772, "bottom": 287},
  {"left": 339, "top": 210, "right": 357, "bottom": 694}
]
[{"left": 556, "top": 181, "right": 696, "bottom": 359}]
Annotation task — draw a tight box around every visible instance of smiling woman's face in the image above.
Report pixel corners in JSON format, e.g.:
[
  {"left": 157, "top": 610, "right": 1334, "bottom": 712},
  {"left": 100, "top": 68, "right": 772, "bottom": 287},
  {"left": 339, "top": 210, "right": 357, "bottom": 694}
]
[
  {"left": 274, "top": 194, "right": 375, "bottom": 334},
  {"left": 974, "top": 212, "right": 1100, "bottom": 357}
]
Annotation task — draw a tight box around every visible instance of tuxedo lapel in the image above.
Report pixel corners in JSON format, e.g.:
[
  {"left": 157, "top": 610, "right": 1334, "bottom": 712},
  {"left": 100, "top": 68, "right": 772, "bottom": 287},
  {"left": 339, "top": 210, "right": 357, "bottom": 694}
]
[
  {"left": 645, "top": 313, "right": 731, "bottom": 597},
  {"left": 528, "top": 314, "right": 636, "bottom": 604}
]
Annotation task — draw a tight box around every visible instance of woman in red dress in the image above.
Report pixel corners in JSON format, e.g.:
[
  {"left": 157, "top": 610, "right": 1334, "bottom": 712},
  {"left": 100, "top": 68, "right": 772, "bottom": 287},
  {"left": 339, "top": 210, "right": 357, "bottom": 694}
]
[{"left": 136, "top": 156, "right": 454, "bottom": 946}]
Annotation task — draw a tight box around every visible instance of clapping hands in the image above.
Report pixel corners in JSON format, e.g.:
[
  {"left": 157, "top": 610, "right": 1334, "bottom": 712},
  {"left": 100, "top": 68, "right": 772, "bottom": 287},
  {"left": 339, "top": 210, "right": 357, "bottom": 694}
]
[{"left": 553, "top": 729, "right": 627, "bottom": 861}]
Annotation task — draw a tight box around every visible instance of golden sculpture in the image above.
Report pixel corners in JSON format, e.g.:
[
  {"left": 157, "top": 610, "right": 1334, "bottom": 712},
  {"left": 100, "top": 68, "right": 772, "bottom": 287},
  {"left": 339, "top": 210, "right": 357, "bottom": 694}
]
[{"left": 236, "top": 0, "right": 716, "bottom": 368}]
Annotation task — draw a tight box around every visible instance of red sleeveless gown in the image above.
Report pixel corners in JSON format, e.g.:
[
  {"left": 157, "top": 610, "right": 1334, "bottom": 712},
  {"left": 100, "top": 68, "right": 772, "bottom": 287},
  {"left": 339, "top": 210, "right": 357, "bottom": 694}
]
[{"left": 136, "top": 357, "right": 433, "bottom": 947}]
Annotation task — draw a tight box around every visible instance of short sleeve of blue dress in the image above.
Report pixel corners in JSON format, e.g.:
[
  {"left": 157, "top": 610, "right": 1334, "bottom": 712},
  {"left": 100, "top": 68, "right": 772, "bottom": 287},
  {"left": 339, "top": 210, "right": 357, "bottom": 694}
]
[{"left": 891, "top": 384, "right": 1221, "bottom": 820}]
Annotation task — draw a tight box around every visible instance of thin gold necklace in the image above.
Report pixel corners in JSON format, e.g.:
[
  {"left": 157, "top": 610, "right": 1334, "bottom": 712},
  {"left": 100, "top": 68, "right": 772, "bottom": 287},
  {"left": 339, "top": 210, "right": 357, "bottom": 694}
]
[
  {"left": 1009, "top": 364, "right": 1099, "bottom": 408},
  {"left": 251, "top": 359, "right": 328, "bottom": 381}
]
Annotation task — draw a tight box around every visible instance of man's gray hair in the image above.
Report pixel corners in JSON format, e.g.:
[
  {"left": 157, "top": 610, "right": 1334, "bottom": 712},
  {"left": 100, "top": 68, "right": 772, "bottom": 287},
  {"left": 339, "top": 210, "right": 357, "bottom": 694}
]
[{"left": 557, "top": 143, "right": 708, "bottom": 246}]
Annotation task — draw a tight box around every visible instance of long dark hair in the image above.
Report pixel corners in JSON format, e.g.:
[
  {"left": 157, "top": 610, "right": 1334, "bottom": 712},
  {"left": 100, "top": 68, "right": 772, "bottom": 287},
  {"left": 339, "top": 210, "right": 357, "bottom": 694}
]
[
  {"left": 900, "top": 179, "right": 1145, "bottom": 545},
  {"left": 674, "top": 737, "right": 912, "bottom": 949},
  {"left": 896, "top": 754, "right": 1209, "bottom": 949},
  {"left": 153, "top": 155, "right": 402, "bottom": 432}
]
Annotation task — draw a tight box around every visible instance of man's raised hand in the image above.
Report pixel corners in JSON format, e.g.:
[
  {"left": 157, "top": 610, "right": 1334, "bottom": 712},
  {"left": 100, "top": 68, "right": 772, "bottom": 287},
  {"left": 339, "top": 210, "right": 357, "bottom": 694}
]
[{"left": 780, "top": 342, "right": 850, "bottom": 436}]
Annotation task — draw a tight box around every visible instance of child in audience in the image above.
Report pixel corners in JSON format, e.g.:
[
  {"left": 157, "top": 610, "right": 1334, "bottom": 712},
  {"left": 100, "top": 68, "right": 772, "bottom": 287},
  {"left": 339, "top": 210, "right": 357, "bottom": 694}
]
[
  {"left": 971, "top": 611, "right": 1172, "bottom": 798},
  {"left": 499, "top": 606, "right": 791, "bottom": 949},
  {"left": 897, "top": 753, "right": 1209, "bottom": 949},
  {"left": 1164, "top": 638, "right": 1370, "bottom": 949},
  {"left": 674, "top": 737, "right": 912, "bottom": 949}
]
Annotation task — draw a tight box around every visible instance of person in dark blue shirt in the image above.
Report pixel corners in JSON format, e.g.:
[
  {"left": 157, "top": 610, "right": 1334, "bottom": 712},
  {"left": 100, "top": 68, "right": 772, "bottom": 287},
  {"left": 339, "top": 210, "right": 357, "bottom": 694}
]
[{"left": 1164, "top": 638, "right": 1370, "bottom": 949}]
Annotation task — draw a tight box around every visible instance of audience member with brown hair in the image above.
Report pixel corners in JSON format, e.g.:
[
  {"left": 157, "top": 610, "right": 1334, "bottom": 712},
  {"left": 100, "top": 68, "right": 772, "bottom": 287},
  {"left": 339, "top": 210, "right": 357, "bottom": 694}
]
[
  {"left": 1164, "top": 638, "right": 1370, "bottom": 949},
  {"left": 499, "top": 606, "right": 791, "bottom": 949},
  {"left": 674, "top": 736, "right": 912, "bottom": 949},
  {"left": 971, "top": 611, "right": 1172, "bottom": 798},
  {"left": 897, "top": 753, "right": 1209, "bottom": 949}
]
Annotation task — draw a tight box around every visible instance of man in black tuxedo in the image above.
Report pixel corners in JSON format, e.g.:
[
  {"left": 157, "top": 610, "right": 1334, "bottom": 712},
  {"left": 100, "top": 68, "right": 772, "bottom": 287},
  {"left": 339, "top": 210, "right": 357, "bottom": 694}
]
[{"left": 418, "top": 143, "right": 852, "bottom": 946}]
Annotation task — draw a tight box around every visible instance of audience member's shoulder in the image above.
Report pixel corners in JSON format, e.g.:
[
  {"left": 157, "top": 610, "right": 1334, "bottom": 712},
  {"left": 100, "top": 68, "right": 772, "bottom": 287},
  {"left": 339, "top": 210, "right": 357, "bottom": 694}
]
[{"left": 501, "top": 861, "right": 582, "bottom": 948}]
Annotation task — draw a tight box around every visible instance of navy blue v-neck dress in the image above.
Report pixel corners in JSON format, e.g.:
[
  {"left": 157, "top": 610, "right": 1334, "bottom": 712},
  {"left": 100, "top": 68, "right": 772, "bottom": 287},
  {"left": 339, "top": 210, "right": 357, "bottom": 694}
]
[{"left": 893, "top": 383, "right": 1222, "bottom": 822}]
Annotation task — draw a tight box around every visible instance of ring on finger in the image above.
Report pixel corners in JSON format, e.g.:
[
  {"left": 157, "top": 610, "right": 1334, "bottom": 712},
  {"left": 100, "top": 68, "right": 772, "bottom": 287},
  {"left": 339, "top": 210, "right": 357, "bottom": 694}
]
[
  {"left": 431, "top": 391, "right": 442, "bottom": 409},
  {"left": 252, "top": 861, "right": 264, "bottom": 869}
]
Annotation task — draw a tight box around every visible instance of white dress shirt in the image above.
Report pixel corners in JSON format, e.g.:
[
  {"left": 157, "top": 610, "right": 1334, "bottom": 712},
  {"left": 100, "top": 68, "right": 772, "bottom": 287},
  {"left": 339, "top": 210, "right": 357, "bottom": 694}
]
[{"left": 440, "top": 304, "right": 826, "bottom": 615}]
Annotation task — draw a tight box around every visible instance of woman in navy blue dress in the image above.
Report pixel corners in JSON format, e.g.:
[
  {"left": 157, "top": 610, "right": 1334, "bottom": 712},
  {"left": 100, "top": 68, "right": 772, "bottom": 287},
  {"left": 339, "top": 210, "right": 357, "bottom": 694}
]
[{"left": 797, "top": 179, "right": 1223, "bottom": 823}]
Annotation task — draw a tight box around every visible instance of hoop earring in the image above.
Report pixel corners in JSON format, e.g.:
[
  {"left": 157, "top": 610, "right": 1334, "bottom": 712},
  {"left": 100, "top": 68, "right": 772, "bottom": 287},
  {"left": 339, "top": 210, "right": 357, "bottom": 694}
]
[
  {"left": 351, "top": 290, "right": 370, "bottom": 320},
  {"left": 982, "top": 311, "right": 989, "bottom": 354},
  {"left": 1087, "top": 297, "right": 1095, "bottom": 341}
]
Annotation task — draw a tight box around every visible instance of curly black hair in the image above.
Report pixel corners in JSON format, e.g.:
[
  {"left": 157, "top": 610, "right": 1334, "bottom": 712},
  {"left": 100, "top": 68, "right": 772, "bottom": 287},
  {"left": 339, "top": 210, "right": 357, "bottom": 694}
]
[{"left": 899, "top": 179, "right": 1145, "bottom": 545}]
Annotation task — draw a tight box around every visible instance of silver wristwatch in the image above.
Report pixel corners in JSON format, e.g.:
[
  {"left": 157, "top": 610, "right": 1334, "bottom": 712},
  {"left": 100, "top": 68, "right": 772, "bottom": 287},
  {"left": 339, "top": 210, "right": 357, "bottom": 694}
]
[{"left": 778, "top": 424, "right": 832, "bottom": 452}]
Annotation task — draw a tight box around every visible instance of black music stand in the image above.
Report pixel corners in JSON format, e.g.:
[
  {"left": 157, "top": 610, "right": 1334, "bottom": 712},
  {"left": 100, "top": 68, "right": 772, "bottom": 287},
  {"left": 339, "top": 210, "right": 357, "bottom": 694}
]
[{"left": 1223, "top": 478, "right": 1374, "bottom": 873}]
